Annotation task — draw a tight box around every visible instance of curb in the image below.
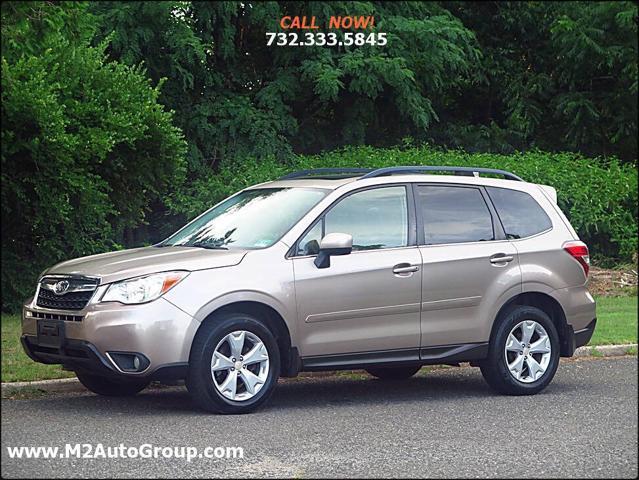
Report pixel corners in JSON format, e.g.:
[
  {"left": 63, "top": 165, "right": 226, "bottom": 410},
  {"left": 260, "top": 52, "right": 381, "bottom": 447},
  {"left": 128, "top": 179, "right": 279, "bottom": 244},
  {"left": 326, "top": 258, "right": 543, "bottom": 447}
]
[
  {"left": 1, "top": 377, "right": 81, "bottom": 396},
  {"left": 2, "top": 343, "right": 636, "bottom": 396},
  {"left": 573, "top": 343, "right": 637, "bottom": 358}
]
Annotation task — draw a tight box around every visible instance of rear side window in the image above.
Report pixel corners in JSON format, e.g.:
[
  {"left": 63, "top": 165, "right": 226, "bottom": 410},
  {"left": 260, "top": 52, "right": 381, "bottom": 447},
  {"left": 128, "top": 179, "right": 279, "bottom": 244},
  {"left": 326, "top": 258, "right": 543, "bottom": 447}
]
[
  {"left": 486, "top": 187, "right": 552, "bottom": 239},
  {"left": 417, "top": 186, "right": 494, "bottom": 245}
]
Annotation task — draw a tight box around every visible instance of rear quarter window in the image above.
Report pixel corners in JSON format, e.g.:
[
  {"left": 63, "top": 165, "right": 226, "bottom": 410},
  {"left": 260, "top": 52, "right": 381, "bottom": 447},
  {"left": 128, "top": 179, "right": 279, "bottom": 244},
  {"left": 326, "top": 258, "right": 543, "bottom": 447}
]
[{"left": 486, "top": 187, "right": 552, "bottom": 239}]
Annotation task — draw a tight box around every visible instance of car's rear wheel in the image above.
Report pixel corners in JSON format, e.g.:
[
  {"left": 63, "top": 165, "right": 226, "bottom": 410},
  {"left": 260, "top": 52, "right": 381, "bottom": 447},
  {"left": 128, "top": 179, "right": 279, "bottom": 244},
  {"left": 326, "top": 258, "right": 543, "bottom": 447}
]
[
  {"left": 366, "top": 365, "right": 421, "bottom": 380},
  {"left": 75, "top": 372, "right": 149, "bottom": 396},
  {"left": 480, "top": 306, "right": 560, "bottom": 395},
  {"left": 186, "top": 313, "right": 280, "bottom": 414}
]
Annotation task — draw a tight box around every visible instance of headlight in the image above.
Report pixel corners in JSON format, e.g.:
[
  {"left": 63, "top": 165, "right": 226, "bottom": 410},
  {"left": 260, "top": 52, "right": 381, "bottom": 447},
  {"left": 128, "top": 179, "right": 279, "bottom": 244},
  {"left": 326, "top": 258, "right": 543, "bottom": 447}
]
[{"left": 101, "top": 271, "right": 189, "bottom": 305}]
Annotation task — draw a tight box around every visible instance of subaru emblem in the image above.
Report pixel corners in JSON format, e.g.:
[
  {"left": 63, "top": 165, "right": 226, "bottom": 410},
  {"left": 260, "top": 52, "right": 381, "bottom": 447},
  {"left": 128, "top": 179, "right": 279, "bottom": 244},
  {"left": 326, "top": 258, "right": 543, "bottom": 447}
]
[{"left": 53, "top": 280, "right": 70, "bottom": 295}]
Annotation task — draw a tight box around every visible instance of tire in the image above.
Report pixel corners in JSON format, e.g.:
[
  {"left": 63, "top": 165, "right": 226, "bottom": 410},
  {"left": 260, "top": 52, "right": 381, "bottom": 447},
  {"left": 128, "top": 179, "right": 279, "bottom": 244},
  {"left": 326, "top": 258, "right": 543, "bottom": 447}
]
[
  {"left": 366, "top": 365, "right": 421, "bottom": 380},
  {"left": 76, "top": 372, "right": 149, "bottom": 397},
  {"left": 480, "top": 305, "right": 560, "bottom": 395},
  {"left": 186, "top": 312, "right": 280, "bottom": 414}
]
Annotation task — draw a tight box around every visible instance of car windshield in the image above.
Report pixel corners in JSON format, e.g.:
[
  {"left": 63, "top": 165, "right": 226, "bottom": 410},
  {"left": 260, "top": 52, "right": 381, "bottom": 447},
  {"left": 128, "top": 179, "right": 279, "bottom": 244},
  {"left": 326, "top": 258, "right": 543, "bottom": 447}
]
[{"left": 160, "top": 188, "right": 328, "bottom": 249}]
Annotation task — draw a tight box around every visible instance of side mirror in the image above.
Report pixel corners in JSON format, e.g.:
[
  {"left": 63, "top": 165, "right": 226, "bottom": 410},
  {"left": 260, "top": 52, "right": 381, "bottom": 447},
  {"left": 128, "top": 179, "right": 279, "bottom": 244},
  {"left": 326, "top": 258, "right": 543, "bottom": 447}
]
[{"left": 314, "top": 233, "right": 353, "bottom": 269}]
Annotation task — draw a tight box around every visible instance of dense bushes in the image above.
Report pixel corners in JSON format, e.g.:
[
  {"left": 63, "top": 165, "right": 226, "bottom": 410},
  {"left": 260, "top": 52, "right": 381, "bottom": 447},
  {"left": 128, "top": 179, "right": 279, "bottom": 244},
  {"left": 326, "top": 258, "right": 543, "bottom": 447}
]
[
  {"left": 2, "top": 141, "right": 636, "bottom": 311},
  {"left": 170, "top": 146, "right": 638, "bottom": 264},
  {"left": 1, "top": 2, "right": 186, "bottom": 312}
]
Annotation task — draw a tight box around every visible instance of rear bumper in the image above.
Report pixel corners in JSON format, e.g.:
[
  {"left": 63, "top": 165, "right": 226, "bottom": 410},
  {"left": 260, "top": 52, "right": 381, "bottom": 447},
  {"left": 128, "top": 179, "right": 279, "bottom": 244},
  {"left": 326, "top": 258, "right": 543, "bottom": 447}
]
[
  {"left": 21, "top": 335, "right": 188, "bottom": 381},
  {"left": 561, "top": 318, "right": 597, "bottom": 357},
  {"left": 574, "top": 318, "right": 597, "bottom": 349},
  {"left": 550, "top": 285, "right": 596, "bottom": 357}
]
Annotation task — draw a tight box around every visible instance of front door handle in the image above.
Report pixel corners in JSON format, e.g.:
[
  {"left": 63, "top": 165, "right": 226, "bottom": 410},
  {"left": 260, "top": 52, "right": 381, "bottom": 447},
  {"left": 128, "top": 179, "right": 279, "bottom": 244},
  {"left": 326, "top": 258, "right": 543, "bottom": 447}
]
[
  {"left": 393, "top": 263, "right": 420, "bottom": 274},
  {"left": 490, "top": 253, "right": 514, "bottom": 265}
]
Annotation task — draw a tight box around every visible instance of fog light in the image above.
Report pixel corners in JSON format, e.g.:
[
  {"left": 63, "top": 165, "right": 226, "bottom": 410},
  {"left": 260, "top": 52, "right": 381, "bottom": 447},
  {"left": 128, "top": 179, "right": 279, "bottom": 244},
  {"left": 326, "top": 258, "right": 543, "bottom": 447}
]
[{"left": 108, "top": 352, "right": 150, "bottom": 372}]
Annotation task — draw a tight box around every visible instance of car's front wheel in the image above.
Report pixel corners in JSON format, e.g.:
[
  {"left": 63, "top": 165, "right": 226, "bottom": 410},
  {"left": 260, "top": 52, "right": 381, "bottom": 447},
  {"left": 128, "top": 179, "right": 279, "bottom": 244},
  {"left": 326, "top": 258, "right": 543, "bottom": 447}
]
[
  {"left": 75, "top": 372, "right": 149, "bottom": 396},
  {"left": 480, "top": 305, "right": 560, "bottom": 395},
  {"left": 186, "top": 313, "right": 280, "bottom": 414}
]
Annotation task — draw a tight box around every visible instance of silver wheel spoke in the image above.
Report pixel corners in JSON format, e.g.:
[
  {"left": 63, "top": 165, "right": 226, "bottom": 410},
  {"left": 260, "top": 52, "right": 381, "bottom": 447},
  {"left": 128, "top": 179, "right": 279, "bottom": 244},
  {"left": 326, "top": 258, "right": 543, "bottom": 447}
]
[
  {"left": 211, "top": 351, "right": 234, "bottom": 372},
  {"left": 521, "top": 321, "right": 536, "bottom": 345},
  {"left": 508, "top": 354, "right": 525, "bottom": 380},
  {"left": 228, "top": 331, "right": 246, "bottom": 359},
  {"left": 525, "top": 356, "right": 545, "bottom": 381},
  {"left": 218, "top": 370, "right": 238, "bottom": 399},
  {"left": 240, "top": 369, "right": 263, "bottom": 395},
  {"left": 529, "top": 336, "right": 551, "bottom": 355},
  {"left": 243, "top": 342, "right": 268, "bottom": 366},
  {"left": 506, "top": 333, "right": 523, "bottom": 353}
]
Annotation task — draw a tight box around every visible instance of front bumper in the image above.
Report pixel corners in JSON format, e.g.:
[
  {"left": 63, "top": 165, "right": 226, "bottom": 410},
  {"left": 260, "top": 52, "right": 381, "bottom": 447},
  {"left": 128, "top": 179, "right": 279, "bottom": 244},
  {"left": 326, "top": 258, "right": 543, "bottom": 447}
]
[
  {"left": 21, "top": 336, "right": 188, "bottom": 381},
  {"left": 22, "top": 297, "right": 200, "bottom": 380}
]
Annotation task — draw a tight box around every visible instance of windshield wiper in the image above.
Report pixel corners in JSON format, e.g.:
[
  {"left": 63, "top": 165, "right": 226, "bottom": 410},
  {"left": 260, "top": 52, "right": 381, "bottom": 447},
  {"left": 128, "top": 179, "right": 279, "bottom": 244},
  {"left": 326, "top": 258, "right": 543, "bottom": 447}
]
[{"left": 189, "top": 242, "right": 229, "bottom": 250}]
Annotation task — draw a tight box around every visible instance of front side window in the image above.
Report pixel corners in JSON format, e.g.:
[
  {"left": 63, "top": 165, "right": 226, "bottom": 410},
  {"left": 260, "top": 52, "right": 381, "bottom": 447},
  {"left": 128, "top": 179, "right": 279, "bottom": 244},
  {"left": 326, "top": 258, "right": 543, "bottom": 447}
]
[
  {"left": 486, "top": 187, "right": 552, "bottom": 239},
  {"left": 296, "top": 186, "right": 409, "bottom": 254},
  {"left": 161, "top": 188, "right": 327, "bottom": 249},
  {"left": 418, "top": 185, "right": 494, "bottom": 245}
]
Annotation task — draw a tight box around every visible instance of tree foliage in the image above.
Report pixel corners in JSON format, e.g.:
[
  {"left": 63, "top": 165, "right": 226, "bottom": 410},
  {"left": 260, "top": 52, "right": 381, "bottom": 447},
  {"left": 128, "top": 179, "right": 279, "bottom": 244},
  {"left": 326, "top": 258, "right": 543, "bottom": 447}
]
[
  {"left": 91, "top": 2, "right": 481, "bottom": 170},
  {"left": 170, "top": 146, "right": 638, "bottom": 266},
  {"left": 92, "top": 0, "right": 637, "bottom": 173},
  {"left": 1, "top": 1, "right": 637, "bottom": 311},
  {"left": 1, "top": 1, "right": 186, "bottom": 311},
  {"left": 442, "top": 1, "right": 638, "bottom": 159}
]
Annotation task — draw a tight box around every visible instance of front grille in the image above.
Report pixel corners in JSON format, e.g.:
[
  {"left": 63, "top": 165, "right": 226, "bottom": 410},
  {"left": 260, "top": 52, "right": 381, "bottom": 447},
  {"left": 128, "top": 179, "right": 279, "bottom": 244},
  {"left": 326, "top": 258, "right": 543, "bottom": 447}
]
[
  {"left": 29, "top": 343, "right": 89, "bottom": 358},
  {"left": 36, "top": 276, "right": 98, "bottom": 311},
  {"left": 31, "top": 311, "right": 83, "bottom": 322}
]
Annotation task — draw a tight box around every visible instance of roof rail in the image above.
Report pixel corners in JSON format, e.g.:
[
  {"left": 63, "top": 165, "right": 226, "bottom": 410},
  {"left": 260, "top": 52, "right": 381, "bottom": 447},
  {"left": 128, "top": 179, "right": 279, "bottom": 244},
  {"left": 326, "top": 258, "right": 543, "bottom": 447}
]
[
  {"left": 359, "top": 166, "right": 524, "bottom": 182},
  {"left": 279, "top": 168, "right": 373, "bottom": 180}
]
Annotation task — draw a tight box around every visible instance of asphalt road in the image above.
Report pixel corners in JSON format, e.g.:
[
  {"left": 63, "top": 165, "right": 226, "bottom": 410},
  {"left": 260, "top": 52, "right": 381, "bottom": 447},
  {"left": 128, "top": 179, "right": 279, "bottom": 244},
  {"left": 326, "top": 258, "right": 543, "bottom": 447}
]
[{"left": 1, "top": 357, "right": 637, "bottom": 478}]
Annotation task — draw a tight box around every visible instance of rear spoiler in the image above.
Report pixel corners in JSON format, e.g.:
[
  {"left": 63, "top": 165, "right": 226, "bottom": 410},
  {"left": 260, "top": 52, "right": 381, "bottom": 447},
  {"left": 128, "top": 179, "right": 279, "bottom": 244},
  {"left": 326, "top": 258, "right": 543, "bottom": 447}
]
[{"left": 537, "top": 183, "right": 579, "bottom": 239}]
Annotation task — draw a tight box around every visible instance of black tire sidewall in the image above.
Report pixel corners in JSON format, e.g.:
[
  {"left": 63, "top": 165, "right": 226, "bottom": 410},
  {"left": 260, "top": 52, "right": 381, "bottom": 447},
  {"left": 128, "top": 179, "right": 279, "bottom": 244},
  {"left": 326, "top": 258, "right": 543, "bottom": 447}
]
[
  {"left": 483, "top": 306, "right": 560, "bottom": 395},
  {"left": 187, "top": 313, "right": 280, "bottom": 414}
]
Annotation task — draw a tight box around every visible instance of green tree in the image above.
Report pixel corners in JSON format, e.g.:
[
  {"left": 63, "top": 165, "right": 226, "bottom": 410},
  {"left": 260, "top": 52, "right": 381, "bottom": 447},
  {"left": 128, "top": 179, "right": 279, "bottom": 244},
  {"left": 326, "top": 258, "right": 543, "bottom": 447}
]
[
  {"left": 91, "top": 1, "right": 481, "bottom": 213},
  {"left": 1, "top": 1, "right": 186, "bottom": 311},
  {"left": 443, "top": 1, "right": 637, "bottom": 160}
]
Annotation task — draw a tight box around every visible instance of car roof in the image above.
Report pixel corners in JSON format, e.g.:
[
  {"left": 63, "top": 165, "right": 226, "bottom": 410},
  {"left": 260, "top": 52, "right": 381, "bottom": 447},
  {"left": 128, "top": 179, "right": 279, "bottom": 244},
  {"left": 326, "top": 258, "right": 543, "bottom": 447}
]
[
  {"left": 248, "top": 174, "right": 528, "bottom": 191},
  {"left": 246, "top": 166, "right": 533, "bottom": 192},
  {"left": 246, "top": 177, "right": 356, "bottom": 190}
]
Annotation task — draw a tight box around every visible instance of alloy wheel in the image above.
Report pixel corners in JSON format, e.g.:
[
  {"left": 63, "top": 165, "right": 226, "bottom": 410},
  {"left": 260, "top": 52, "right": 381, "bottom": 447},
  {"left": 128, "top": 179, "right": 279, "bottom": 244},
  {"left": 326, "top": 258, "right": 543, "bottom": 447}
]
[
  {"left": 504, "top": 320, "right": 552, "bottom": 383},
  {"left": 211, "top": 330, "right": 270, "bottom": 401}
]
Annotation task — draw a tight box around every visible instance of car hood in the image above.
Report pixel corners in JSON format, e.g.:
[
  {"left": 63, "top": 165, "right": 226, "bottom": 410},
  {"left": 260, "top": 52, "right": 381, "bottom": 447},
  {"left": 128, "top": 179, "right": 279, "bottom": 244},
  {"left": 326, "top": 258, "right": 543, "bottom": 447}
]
[{"left": 44, "top": 246, "right": 248, "bottom": 284}]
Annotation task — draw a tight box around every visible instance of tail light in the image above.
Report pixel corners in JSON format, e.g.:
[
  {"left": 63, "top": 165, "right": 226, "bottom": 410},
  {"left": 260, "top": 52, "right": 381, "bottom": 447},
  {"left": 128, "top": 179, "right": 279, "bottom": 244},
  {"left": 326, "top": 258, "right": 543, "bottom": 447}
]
[{"left": 563, "top": 241, "right": 590, "bottom": 277}]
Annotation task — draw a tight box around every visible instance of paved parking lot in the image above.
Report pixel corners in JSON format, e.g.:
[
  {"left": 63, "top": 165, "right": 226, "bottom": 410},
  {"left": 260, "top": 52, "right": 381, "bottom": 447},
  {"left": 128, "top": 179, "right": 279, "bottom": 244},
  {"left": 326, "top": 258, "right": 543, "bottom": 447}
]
[{"left": 1, "top": 357, "right": 637, "bottom": 478}]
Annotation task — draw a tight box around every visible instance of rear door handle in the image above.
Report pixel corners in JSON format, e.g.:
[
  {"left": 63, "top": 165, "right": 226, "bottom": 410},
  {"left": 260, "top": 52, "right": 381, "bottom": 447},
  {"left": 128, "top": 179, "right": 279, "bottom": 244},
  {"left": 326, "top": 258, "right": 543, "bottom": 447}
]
[
  {"left": 393, "top": 263, "right": 420, "bottom": 274},
  {"left": 490, "top": 254, "right": 514, "bottom": 264}
]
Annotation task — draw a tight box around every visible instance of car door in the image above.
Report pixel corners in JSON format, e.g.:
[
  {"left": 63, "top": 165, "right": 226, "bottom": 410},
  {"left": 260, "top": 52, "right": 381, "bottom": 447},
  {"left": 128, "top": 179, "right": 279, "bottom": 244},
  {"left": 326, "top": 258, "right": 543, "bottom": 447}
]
[
  {"left": 291, "top": 185, "right": 423, "bottom": 361},
  {"left": 414, "top": 183, "right": 521, "bottom": 352}
]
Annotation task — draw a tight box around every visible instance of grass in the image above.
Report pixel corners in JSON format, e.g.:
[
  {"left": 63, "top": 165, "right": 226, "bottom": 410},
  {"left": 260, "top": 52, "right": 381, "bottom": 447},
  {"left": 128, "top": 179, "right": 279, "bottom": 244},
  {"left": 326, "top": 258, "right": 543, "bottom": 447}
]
[
  {"left": 1, "top": 295, "right": 637, "bottom": 383},
  {"left": 1, "top": 315, "right": 75, "bottom": 383},
  {"left": 589, "top": 296, "right": 638, "bottom": 345}
]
